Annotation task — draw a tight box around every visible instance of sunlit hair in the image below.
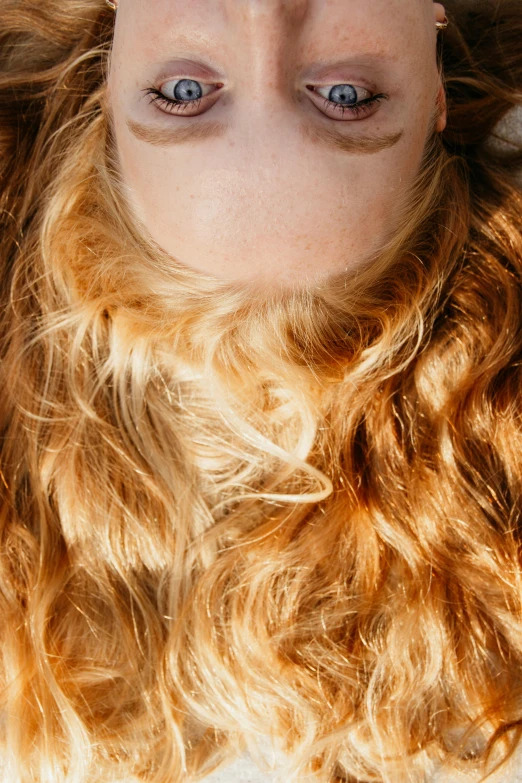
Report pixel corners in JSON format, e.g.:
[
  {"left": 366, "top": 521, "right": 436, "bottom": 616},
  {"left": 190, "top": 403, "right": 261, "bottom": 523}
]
[{"left": 2, "top": 1, "right": 522, "bottom": 781}]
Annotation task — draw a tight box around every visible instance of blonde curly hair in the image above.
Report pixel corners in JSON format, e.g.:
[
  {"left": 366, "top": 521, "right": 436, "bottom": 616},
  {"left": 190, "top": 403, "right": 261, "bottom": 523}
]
[{"left": 1, "top": 1, "right": 522, "bottom": 781}]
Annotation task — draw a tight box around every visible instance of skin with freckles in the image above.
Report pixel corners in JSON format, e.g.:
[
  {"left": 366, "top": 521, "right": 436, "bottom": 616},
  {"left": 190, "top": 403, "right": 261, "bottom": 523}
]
[{"left": 108, "top": 0, "right": 448, "bottom": 288}]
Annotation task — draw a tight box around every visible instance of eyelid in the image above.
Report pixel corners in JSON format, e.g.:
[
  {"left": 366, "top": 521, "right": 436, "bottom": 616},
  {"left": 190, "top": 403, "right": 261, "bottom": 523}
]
[
  {"left": 306, "top": 84, "right": 388, "bottom": 121},
  {"left": 143, "top": 78, "right": 223, "bottom": 117}
]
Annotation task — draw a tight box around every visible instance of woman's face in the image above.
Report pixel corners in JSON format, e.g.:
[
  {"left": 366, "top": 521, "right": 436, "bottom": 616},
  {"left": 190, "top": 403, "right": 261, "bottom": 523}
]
[{"left": 108, "top": 0, "right": 447, "bottom": 288}]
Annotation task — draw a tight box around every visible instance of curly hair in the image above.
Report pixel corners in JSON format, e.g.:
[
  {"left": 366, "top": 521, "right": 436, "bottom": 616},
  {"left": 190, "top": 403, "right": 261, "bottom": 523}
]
[{"left": 1, "top": 1, "right": 522, "bottom": 781}]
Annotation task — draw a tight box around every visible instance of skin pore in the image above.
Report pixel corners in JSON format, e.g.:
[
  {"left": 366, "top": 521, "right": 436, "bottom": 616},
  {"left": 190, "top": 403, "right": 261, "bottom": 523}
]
[{"left": 108, "top": 0, "right": 448, "bottom": 289}]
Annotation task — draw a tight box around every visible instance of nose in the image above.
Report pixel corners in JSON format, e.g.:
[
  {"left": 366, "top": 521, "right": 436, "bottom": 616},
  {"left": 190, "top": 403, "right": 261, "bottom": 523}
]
[
  {"left": 225, "top": 0, "right": 309, "bottom": 27},
  {"left": 223, "top": 0, "right": 309, "bottom": 96}
]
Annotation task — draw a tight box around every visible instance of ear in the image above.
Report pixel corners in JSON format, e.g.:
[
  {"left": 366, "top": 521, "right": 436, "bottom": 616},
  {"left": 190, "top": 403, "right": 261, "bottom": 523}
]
[
  {"left": 435, "top": 82, "right": 447, "bottom": 133},
  {"left": 433, "top": 2, "right": 446, "bottom": 24}
]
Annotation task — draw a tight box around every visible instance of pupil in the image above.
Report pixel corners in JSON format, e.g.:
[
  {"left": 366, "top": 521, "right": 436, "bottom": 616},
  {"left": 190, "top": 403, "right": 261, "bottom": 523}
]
[
  {"left": 174, "top": 79, "right": 203, "bottom": 102},
  {"left": 330, "top": 84, "right": 357, "bottom": 105}
]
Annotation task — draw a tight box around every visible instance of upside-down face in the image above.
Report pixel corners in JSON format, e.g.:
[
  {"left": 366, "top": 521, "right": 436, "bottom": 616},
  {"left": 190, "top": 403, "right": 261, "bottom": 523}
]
[{"left": 108, "top": 0, "right": 447, "bottom": 289}]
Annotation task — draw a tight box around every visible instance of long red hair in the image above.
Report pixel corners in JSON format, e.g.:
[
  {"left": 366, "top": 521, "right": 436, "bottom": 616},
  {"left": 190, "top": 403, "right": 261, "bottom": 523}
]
[{"left": 1, "top": 1, "right": 522, "bottom": 781}]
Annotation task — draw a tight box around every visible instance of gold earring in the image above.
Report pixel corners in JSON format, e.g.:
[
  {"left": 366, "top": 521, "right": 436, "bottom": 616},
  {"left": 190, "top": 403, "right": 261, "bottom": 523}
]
[
  {"left": 106, "top": 0, "right": 117, "bottom": 9},
  {"left": 436, "top": 16, "right": 449, "bottom": 31}
]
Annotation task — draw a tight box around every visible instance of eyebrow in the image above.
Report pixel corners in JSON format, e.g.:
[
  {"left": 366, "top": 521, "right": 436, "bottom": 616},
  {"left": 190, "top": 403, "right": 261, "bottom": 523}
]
[
  {"left": 302, "top": 124, "right": 404, "bottom": 154},
  {"left": 126, "top": 117, "right": 404, "bottom": 155}
]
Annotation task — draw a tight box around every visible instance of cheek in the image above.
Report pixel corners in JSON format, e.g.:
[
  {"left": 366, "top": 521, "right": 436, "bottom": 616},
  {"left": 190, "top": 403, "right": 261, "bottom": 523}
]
[
  {"left": 338, "top": 145, "right": 422, "bottom": 235},
  {"left": 115, "top": 130, "right": 177, "bottom": 230}
]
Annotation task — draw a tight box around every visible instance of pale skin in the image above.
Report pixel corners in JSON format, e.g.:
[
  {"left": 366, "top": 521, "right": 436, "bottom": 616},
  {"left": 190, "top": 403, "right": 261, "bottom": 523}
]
[{"left": 108, "top": 0, "right": 448, "bottom": 288}]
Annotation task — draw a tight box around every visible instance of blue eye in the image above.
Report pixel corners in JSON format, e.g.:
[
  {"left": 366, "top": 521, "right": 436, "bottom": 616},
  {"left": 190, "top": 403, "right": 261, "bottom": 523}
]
[
  {"left": 171, "top": 79, "right": 203, "bottom": 102},
  {"left": 142, "top": 78, "right": 387, "bottom": 121},
  {"left": 143, "top": 78, "right": 219, "bottom": 115},
  {"left": 312, "top": 83, "right": 387, "bottom": 120},
  {"left": 325, "top": 84, "right": 358, "bottom": 106}
]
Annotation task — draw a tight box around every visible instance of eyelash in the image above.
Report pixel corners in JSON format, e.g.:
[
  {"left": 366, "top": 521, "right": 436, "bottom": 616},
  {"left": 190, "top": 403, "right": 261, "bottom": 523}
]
[
  {"left": 321, "top": 94, "right": 387, "bottom": 117},
  {"left": 144, "top": 88, "right": 205, "bottom": 114},
  {"left": 142, "top": 85, "right": 388, "bottom": 119}
]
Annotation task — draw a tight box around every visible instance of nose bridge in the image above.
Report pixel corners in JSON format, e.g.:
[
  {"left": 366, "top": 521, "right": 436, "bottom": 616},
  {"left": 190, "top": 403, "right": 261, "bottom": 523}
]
[
  {"left": 224, "top": 0, "right": 307, "bottom": 90},
  {"left": 225, "top": 0, "right": 309, "bottom": 25}
]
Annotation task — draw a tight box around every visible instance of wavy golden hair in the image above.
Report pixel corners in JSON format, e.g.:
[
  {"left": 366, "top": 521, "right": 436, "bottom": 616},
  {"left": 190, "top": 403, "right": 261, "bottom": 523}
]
[{"left": 2, "top": 1, "right": 522, "bottom": 781}]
